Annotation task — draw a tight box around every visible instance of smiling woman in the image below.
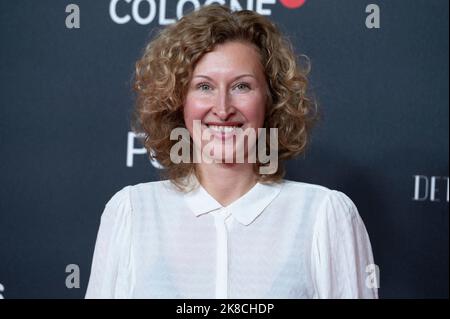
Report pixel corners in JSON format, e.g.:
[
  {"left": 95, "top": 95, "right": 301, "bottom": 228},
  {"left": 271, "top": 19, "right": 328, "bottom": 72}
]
[
  {"left": 131, "top": 5, "right": 317, "bottom": 192},
  {"left": 184, "top": 41, "right": 268, "bottom": 167},
  {"left": 85, "top": 4, "right": 379, "bottom": 299}
]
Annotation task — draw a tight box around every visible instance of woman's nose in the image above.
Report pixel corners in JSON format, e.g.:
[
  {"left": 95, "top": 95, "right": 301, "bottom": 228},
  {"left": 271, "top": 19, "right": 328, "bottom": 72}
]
[{"left": 213, "top": 90, "right": 236, "bottom": 120}]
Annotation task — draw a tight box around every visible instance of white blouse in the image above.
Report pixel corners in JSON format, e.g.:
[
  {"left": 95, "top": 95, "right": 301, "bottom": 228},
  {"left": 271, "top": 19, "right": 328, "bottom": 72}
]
[{"left": 85, "top": 175, "right": 378, "bottom": 299}]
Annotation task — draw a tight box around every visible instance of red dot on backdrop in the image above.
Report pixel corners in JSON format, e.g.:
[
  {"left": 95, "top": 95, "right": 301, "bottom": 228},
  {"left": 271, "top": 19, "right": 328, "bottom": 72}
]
[{"left": 280, "top": 0, "right": 306, "bottom": 9}]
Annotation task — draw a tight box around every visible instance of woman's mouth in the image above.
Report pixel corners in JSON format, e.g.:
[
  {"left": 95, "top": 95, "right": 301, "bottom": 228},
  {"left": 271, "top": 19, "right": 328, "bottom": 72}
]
[{"left": 203, "top": 122, "right": 245, "bottom": 140}]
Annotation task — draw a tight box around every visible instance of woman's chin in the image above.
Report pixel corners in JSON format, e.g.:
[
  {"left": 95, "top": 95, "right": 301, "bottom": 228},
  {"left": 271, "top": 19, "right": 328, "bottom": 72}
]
[{"left": 205, "top": 152, "right": 251, "bottom": 164}]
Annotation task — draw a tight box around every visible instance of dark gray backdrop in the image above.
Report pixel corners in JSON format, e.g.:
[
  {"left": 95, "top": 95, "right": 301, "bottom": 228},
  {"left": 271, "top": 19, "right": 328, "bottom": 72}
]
[{"left": 0, "top": 0, "right": 448, "bottom": 298}]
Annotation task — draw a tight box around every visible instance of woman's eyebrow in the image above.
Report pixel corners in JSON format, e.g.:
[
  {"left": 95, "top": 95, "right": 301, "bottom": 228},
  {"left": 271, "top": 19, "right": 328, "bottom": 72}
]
[{"left": 193, "top": 74, "right": 256, "bottom": 81}]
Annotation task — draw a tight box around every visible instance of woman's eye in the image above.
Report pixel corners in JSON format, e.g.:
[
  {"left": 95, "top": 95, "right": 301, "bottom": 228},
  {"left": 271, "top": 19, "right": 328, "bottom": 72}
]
[
  {"left": 235, "top": 83, "right": 250, "bottom": 91},
  {"left": 197, "top": 83, "right": 212, "bottom": 91}
]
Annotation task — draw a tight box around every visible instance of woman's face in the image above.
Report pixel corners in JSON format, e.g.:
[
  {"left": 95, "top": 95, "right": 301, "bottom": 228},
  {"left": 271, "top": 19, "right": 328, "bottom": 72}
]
[{"left": 183, "top": 40, "right": 268, "bottom": 163}]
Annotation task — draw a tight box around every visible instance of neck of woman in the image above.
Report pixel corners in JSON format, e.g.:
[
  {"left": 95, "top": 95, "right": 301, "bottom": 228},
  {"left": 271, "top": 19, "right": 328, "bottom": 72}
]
[{"left": 195, "top": 162, "right": 258, "bottom": 207}]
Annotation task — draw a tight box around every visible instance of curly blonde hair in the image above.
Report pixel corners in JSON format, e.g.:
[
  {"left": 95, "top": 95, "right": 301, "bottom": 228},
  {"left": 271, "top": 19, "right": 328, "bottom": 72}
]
[{"left": 132, "top": 4, "right": 319, "bottom": 191}]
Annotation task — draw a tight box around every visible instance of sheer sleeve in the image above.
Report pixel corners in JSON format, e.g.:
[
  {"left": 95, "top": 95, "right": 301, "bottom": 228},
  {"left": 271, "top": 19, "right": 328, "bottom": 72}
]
[
  {"left": 311, "top": 190, "right": 378, "bottom": 299},
  {"left": 85, "top": 186, "right": 134, "bottom": 299}
]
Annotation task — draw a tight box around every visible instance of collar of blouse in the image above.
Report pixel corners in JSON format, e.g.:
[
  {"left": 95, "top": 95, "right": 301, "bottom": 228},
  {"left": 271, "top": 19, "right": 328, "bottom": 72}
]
[{"left": 183, "top": 175, "right": 283, "bottom": 226}]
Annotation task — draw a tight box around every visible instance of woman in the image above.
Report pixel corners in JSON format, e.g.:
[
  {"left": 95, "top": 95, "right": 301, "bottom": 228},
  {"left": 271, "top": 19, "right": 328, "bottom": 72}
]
[{"left": 86, "top": 4, "right": 378, "bottom": 299}]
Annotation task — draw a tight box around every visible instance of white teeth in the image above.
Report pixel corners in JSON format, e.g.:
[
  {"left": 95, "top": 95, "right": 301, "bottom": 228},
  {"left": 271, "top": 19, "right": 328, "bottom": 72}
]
[{"left": 206, "top": 125, "right": 240, "bottom": 133}]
